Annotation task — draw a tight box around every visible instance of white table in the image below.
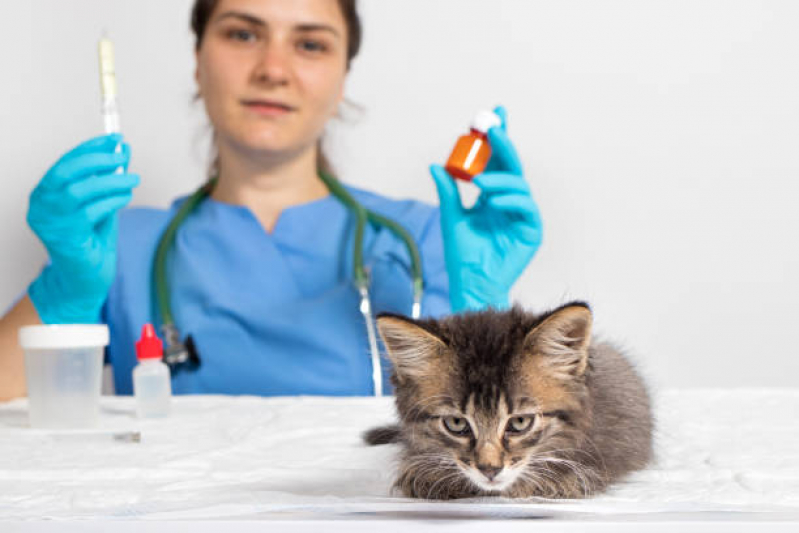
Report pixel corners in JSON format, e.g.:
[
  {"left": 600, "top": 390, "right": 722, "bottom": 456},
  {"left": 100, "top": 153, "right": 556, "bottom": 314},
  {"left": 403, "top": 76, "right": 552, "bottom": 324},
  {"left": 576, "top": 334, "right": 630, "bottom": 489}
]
[{"left": 1, "top": 390, "right": 798, "bottom": 531}]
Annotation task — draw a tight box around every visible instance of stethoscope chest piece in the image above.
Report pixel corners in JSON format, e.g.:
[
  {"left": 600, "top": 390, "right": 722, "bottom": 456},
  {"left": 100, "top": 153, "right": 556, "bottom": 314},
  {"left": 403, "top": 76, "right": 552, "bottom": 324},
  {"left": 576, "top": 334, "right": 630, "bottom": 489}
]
[{"left": 161, "top": 323, "right": 201, "bottom": 372}]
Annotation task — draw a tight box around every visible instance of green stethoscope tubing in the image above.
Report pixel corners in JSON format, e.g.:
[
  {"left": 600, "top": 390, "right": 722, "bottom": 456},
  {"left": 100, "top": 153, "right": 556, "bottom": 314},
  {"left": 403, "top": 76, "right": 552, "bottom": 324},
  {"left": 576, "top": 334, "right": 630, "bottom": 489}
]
[{"left": 152, "top": 171, "right": 424, "bottom": 395}]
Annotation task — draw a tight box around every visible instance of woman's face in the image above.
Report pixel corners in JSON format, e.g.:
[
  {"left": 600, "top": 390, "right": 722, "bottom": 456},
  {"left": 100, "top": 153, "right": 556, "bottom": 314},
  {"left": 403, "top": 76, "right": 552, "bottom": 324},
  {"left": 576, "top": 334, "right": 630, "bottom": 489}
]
[{"left": 195, "top": 0, "right": 348, "bottom": 161}]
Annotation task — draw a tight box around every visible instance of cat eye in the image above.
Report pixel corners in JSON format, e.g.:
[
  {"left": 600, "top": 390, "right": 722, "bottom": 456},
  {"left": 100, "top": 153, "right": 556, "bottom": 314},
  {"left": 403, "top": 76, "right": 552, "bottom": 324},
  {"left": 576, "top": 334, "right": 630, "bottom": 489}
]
[
  {"left": 443, "top": 416, "right": 471, "bottom": 436},
  {"left": 506, "top": 415, "right": 534, "bottom": 434}
]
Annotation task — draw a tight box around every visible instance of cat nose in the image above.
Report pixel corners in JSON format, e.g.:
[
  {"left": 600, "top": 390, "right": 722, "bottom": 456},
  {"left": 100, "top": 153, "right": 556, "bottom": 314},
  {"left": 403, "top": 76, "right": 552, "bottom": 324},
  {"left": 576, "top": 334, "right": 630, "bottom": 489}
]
[{"left": 477, "top": 464, "right": 503, "bottom": 481}]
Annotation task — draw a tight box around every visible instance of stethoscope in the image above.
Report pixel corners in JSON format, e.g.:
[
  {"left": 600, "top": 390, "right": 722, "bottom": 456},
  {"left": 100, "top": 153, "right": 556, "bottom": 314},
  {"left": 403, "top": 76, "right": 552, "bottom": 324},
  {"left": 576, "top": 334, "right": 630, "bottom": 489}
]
[{"left": 152, "top": 171, "right": 424, "bottom": 396}]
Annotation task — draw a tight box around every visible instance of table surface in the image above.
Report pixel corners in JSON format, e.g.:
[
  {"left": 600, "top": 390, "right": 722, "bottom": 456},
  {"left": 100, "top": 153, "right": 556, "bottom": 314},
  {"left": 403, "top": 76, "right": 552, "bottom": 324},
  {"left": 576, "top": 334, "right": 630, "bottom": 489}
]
[{"left": 1, "top": 389, "right": 798, "bottom": 529}]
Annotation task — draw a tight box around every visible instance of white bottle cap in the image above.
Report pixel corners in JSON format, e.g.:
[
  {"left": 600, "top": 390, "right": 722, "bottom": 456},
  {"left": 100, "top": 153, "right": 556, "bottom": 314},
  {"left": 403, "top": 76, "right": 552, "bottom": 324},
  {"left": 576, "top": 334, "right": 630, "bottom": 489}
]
[
  {"left": 19, "top": 325, "right": 110, "bottom": 350},
  {"left": 470, "top": 110, "right": 502, "bottom": 134}
]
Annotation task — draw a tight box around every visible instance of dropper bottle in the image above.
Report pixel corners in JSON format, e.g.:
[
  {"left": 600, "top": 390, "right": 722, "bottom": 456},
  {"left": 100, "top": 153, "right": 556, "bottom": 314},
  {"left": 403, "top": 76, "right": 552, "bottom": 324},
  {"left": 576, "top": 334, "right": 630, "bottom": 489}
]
[
  {"left": 133, "top": 324, "right": 172, "bottom": 418},
  {"left": 445, "top": 110, "right": 503, "bottom": 181}
]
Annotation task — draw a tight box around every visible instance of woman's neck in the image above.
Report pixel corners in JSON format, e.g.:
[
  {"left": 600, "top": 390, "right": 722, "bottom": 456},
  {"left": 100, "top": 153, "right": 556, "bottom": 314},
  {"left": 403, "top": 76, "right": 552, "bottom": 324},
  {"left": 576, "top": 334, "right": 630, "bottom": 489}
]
[{"left": 210, "top": 143, "right": 329, "bottom": 233}]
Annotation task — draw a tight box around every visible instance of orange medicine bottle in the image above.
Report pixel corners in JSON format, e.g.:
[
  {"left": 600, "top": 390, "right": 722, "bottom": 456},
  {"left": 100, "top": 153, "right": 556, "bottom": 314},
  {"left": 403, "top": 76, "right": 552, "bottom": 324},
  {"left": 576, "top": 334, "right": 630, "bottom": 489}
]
[{"left": 445, "top": 110, "right": 503, "bottom": 181}]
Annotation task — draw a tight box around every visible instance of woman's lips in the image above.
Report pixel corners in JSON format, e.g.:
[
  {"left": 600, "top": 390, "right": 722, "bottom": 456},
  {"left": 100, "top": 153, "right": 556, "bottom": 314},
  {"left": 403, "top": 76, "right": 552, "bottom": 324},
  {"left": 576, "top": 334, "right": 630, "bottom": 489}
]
[{"left": 242, "top": 100, "right": 295, "bottom": 116}]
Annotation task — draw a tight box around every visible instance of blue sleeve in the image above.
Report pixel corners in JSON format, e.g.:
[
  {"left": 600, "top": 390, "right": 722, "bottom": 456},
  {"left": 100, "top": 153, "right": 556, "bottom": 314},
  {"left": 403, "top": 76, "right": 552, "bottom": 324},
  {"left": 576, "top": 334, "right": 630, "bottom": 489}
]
[{"left": 419, "top": 207, "right": 451, "bottom": 318}]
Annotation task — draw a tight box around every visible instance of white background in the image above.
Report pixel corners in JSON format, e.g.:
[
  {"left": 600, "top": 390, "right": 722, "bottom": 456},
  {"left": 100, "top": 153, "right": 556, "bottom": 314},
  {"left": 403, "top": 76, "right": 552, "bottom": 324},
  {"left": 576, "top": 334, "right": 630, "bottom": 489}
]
[{"left": 1, "top": 0, "right": 797, "bottom": 388}]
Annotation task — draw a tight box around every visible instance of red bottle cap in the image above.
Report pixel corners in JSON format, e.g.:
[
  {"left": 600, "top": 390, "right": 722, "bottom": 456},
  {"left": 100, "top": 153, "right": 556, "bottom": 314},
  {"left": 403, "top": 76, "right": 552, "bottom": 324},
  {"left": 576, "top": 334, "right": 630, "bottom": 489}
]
[{"left": 136, "top": 324, "right": 164, "bottom": 360}]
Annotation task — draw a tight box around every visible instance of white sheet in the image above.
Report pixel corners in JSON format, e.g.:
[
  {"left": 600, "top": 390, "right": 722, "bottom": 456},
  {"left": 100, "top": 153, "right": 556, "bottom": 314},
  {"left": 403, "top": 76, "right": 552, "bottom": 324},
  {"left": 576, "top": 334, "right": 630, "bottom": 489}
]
[{"left": 1, "top": 389, "right": 797, "bottom": 520}]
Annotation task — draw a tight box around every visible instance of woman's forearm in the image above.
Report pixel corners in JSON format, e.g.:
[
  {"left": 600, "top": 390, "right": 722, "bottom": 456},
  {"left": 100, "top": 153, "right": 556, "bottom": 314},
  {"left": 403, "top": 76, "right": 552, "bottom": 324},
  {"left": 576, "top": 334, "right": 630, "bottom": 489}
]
[{"left": 0, "top": 295, "right": 41, "bottom": 401}]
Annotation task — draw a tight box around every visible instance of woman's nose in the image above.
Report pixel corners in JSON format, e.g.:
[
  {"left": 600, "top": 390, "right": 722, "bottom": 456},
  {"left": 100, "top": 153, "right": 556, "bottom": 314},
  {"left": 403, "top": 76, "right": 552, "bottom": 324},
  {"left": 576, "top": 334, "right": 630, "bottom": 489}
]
[{"left": 251, "top": 44, "right": 290, "bottom": 87}]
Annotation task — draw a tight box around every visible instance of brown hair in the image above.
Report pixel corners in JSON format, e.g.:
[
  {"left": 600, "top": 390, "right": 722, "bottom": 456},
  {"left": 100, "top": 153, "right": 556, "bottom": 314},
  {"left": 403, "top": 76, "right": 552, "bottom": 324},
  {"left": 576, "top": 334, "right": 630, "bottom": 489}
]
[{"left": 190, "top": 0, "right": 362, "bottom": 178}]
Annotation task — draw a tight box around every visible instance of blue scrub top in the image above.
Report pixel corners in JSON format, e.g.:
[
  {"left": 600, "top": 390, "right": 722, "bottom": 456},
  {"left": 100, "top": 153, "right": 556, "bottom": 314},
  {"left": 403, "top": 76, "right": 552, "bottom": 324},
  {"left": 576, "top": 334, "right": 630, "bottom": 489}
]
[{"left": 102, "top": 185, "right": 450, "bottom": 396}]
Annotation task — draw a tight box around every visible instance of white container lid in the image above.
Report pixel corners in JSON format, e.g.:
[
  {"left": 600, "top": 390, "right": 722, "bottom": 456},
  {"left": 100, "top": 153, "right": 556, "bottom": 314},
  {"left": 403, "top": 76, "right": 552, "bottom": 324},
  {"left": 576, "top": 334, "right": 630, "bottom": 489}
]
[
  {"left": 19, "top": 325, "right": 110, "bottom": 350},
  {"left": 471, "top": 110, "right": 502, "bottom": 134}
]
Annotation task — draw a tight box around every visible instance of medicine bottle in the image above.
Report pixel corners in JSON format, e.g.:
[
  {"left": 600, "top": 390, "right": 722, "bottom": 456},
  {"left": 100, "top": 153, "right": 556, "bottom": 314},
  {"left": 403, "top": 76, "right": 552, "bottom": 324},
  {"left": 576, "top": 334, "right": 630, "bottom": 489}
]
[
  {"left": 133, "top": 324, "right": 172, "bottom": 418},
  {"left": 445, "top": 110, "right": 502, "bottom": 181}
]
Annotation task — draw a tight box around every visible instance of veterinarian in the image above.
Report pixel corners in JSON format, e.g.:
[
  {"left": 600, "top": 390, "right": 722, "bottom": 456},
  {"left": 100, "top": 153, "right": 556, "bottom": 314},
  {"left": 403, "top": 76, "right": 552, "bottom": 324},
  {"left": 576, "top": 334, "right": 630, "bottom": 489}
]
[{"left": 0, "top": 0, "right": 542, "bottom": 399}]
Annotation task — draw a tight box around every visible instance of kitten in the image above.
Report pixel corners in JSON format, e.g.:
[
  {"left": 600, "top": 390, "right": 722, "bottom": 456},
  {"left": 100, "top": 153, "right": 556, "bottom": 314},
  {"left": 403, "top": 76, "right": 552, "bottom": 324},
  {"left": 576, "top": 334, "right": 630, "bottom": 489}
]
[{"left": 364, "top": 302, "right": 653, "bottom": 500}]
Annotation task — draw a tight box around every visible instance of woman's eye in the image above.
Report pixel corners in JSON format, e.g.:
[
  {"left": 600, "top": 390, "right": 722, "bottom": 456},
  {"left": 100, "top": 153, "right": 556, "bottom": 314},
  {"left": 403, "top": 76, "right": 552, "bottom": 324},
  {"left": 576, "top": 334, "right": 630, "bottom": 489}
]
[
  {"left": 443, "top": 416, "right": 470, "bottom": 435},
  {"left": 298, "top": 39, "right": 327, "bottom": 53},
  {"left": 227, "top": 29, "right": 257, "bottom": 42},
  {"left": 506, "top": 416, "right": 534, "bottom": 434}
]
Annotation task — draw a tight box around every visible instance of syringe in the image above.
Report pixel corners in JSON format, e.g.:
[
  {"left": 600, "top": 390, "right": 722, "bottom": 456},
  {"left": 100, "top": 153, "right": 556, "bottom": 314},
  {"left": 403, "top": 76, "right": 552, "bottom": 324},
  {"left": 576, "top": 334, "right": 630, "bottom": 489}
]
[
  {"left": 98, "top": 33, "right": 120, "bottom": 135},
  {"left": 98, "top": 33, "right": 123, "bottom": 174}
]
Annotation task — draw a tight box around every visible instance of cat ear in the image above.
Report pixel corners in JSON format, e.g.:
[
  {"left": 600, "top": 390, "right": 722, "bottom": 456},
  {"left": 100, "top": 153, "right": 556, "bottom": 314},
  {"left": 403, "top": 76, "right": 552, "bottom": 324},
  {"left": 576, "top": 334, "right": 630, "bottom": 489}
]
[
  {"left": 377, "top": 315, "right": 448, "bottom": 383},
  {"left": 524, "top": 303, "right": 593, "bottom": 378}
]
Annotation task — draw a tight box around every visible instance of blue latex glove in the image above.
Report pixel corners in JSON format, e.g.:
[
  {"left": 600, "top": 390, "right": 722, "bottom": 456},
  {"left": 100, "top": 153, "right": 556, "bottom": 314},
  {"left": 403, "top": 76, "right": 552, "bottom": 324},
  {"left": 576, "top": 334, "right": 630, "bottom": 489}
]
[
  {"left": 27, "top": 134, "right": 139, "bottom": 324},
  {"left": 431, "top": 106, "right": 543, "bottom": 313}
]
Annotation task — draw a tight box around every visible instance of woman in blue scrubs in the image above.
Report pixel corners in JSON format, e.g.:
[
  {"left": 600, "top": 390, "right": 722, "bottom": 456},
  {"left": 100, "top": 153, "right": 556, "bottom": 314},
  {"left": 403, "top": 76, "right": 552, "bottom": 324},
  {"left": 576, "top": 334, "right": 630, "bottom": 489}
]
[{"left": 0, "top": 0, "right": 543, "bottom": 399}]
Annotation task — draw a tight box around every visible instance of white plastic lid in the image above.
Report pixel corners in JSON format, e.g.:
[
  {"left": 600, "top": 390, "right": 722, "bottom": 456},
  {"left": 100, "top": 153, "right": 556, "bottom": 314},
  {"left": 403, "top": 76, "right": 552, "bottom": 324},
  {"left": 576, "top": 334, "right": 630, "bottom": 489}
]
[
  {"left": 471, "top": 110, "right": 502, "bottom": 134},
  {"left": 19, "top": 325, "right": 110, "bottom": 350}
]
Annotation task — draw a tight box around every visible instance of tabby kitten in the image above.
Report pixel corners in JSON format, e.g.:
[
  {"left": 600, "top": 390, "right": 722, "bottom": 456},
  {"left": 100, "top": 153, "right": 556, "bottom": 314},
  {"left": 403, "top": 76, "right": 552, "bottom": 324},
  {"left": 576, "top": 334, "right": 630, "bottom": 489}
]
[{"left": 365, "top": 302, "right": 653, "bottom": 500}]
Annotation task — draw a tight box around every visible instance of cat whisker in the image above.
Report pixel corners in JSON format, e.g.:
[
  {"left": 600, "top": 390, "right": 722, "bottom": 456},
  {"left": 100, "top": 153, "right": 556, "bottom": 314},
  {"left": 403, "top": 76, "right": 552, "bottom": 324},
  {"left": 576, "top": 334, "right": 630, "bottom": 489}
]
[
  {"left": 579, "top": 434, "right": 610, "bottom": 475},
  {"left": 427, "top": 470, "right": 463, "bottom": 500},
  {"left": 529, "top": 463, "right": 577, "bottom": 498},
  {"left": 400, "top": 452, "right": 455, "bottom": 498},
  {"left": 515, "top": 470, "right": 546, "bottom": 495},
  {"left": 537, "top": 460, "right": 592, "bottom": 496},
  {"left": 530, "top": 442, "right": 608, "bottom": 491},
  {"left": 542, "top": 443, "right": 602, "bottom": 464},
  {"left": 530, "top": 456, "right": 598, "bottom": 497},
  {"left": 520, "top": 465, "right": 562, "bottom": 496}
]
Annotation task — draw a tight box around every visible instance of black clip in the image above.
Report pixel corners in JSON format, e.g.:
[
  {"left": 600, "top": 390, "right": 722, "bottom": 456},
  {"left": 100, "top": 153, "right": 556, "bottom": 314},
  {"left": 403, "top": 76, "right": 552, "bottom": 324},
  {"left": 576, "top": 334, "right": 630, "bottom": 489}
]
[{"left": 161, "top": 323, "right": 201, "bottom": 372}]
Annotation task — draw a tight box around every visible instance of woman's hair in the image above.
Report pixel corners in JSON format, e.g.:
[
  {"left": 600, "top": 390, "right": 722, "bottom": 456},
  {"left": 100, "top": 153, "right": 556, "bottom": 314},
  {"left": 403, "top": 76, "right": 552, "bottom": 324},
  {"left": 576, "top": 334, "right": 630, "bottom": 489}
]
[{"left": 190, "top": 0, "right": 362, "bottom": 178}]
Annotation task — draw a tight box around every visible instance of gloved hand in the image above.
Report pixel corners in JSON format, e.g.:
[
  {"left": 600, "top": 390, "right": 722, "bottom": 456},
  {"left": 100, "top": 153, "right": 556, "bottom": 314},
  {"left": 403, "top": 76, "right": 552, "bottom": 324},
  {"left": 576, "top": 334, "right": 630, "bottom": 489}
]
[
  {"left": 431, "top": 106, "right": 543, "bottom": 313},
  {"left": 27, "top": 134, "right": 139, "bottom": 324}
]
